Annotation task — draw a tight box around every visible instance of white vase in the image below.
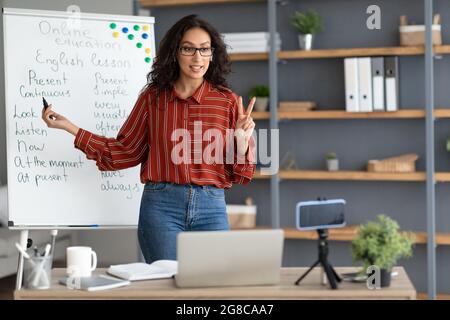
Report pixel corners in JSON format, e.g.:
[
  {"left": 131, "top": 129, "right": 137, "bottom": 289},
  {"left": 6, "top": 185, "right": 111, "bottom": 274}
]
[
  {"left": 298, "top": 34, "right": 313, "bottom": 50},
  {"left": 254, "top": 97, "right": 269, "bottom": 112},
  {"left": 327, "top": 159, "right": 339, "bottom": 171}
]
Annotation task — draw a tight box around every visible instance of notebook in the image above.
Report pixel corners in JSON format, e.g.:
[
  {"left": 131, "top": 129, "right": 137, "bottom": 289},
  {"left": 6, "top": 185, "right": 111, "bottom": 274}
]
[
  {"left": 58, "top": 275, "right": 130, "bottom": 291},
  {"left": 107, "top": 260, "right": 177, "bottom": 281},
  {"left": 175, "top": 229, "right": 284, "bottom": 288}
]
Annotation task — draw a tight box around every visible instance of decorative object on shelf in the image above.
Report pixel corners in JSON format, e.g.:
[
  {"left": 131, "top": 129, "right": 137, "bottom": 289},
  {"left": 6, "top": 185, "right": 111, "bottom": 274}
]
[
  {"left": 367, "top": 153, "right": 418, "bottom": 173},
  {"left": 249, "top": 85, "right": 269, "bottom": 111},
  {"left": 278, "top": 101, "right": 316, "bottom": 112},
  {"left": 226, "top": 197, "right": 257, "bottom": 229},
  {"left": 280, "top": 151, "right": 298, "bottom": 171},
  {"left": 291, "top": 9, "right": 323, "bottom": 50},
  {"left": 399, "top": 14, "right": 442, "bottom": 46},
  {"left": 326, "top": 152, "right": 339, "bottom": 171},
  {"left": 351, "top": 215, "right": 414, "bottom": 287},
  {"left": 446, "top": 137, "right": 450, "bottom": 153}
]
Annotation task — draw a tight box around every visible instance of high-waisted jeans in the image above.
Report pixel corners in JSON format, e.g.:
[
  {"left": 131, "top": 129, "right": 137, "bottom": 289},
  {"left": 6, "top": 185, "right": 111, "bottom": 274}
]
[{"left": 138, "top": 182, "right": 229, "bottom": 263}]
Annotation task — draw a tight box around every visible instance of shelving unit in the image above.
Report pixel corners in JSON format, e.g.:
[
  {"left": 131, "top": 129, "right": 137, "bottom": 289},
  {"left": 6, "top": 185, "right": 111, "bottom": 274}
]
[{"left": 138, "top": 0, "right": 443, "bottom": 299}]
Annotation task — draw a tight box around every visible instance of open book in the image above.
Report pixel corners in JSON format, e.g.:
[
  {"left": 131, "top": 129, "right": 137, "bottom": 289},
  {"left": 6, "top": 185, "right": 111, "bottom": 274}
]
[{"left": 107, "top": 260, "right": 177, "bottom": 281}]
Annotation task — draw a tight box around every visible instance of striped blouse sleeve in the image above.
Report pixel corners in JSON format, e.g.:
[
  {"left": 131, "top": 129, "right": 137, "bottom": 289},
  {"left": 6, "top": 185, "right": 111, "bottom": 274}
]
[
  {"left": 74, "top": 92, "right": 149, "bottom": 171},
  {"left": 229, "top": 94, "right": 256, "bottom": 185}
]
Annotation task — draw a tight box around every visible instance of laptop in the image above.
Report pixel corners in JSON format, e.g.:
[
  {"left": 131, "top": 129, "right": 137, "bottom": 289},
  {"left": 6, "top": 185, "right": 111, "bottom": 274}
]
[{"left": 175, "top": 229, "right": 284, "bottom": 288}]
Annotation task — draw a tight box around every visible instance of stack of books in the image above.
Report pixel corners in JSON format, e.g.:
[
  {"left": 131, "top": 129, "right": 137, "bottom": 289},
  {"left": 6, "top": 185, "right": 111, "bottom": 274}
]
[{"left": 222, "top": 32, "right": 281, "bottom": 54}]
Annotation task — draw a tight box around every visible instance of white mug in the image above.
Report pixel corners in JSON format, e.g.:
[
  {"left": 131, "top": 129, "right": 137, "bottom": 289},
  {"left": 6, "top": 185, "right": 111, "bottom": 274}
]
[{"left": 66, "top": 246, "right": 97, "bottom": 277}]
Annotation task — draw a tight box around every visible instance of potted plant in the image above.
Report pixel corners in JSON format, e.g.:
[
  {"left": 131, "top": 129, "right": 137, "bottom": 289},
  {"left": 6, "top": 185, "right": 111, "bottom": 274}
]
[
  {"left": 326, "top": 152, "right": 339, "bottom": 171},
  {"left": 249, "top": 85, "right": 270, "bottom": 112},
  {"left": 352, "top": 215, "right": 414, "bottom": 287},
  {"left": 291, "top": 9, "right": 323, "bottom": 50}
]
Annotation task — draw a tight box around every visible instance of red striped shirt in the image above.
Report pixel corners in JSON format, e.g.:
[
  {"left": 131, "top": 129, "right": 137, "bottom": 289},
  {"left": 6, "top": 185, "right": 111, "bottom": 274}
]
[{"left": 74, "top": 80, "right": 256, "bottom": 188}]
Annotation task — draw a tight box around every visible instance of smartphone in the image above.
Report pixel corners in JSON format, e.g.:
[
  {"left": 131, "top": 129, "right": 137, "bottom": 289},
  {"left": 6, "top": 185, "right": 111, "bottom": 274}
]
[{"left": 295, "top": 199, "right": 346, "bottom": 230}]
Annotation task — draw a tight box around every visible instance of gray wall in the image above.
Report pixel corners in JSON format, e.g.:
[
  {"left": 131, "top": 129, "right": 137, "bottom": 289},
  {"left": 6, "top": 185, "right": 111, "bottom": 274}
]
[
  {"left": 150, "top": 0, "right": 450, "bottom": 295},
  {"left": 0, "top": 0, "right": 138, "bottom": 265}
]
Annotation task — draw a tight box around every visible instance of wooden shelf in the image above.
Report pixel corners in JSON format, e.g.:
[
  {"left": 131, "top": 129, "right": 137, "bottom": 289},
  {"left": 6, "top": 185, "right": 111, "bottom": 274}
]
[
  {"left": 229, "top": 52, "right": 268, "bottom": 62},
  {"left": 435, "top": 172, "right": 450, "bottom": 182},
  {"left": 417, "top": 293, "right": 450, "bottom": 300},
  {"left": 278, "top": 45, "right": 450, "bottom": 59},
  {"left": 252, "top": 109, "right": 450, "bottom": 120},
  {"left": 254, "top": 170, "right": 450, "bottom": 182},
  {"left": 283, "top": 227, "right": 450, "bottom": 245},
  {"left": 280, "top": 170, "right": 425, "bottom": 182},
  {"left": 139, "top": 0, "right": 261, "bottom": 7},
  {"left": 229, "top": 45, "right": 450, "bottom": 62}
]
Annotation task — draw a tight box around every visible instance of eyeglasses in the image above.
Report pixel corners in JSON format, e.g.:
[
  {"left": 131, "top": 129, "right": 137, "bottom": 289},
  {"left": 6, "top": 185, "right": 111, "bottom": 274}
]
[{"left": 179, "top": 46, "right": 214, "bottom": 57}]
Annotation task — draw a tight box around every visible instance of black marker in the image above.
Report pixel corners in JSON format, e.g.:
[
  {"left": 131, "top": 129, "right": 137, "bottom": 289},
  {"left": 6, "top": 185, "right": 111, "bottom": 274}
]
[
  {"left": 43, "top": 97, "right": 55, "bottom": 120},
  {"left": 43, "top": 97, "right": 49, "bottom": 110}
]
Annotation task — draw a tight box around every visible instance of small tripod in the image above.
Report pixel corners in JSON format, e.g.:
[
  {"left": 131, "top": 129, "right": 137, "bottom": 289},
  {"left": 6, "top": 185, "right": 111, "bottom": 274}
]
[{"left": 295, "top": 229, "right": 342, "bottom": 289}]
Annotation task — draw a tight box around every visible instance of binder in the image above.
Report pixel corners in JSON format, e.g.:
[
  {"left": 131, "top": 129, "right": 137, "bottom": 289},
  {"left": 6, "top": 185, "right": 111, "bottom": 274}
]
[
  {"left": 358, "top": 57, "right": 373, "bottom": 112},
  {"left": 371, "top": 57, "right": 385, "bottom": 111},
  {"left": 344, "top": 58, "right": 359, "bottom": 112},
  {"left": 385, "top": 56, "right": 399, "bottom": 111}
]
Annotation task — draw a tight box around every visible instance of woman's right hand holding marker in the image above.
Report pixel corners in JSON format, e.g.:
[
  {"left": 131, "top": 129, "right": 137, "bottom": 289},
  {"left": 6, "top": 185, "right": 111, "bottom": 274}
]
[{"left": 41, "top": 104, "right": 80, "bottom": 136}]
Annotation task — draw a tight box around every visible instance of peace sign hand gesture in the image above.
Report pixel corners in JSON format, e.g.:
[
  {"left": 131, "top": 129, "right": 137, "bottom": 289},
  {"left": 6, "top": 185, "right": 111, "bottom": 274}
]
[{"left": 235, "top": 96, "right": 256, "bottom": 156}]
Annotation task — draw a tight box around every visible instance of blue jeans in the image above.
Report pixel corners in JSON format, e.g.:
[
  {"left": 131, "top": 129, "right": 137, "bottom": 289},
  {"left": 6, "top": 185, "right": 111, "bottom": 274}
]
[{"left": 138, "top": 182, "right": 229, "bottom": 263}]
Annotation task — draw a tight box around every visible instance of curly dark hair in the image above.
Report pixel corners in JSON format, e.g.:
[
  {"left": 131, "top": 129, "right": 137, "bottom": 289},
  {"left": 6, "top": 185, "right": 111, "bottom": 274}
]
[{"left": 146, "top": 14, "right": 231, "bottom": 92}]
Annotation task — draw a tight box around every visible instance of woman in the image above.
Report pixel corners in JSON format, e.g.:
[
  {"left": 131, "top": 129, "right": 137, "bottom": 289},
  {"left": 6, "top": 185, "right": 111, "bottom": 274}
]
[{"left": 42, "top": 14, "right": 256, "bottom": 263}]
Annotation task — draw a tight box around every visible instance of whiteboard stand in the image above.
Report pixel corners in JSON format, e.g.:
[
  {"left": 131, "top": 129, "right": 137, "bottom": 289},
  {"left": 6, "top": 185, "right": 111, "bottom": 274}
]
[{"left": 15, "top": 229, "right": 29, "bottom": 290}]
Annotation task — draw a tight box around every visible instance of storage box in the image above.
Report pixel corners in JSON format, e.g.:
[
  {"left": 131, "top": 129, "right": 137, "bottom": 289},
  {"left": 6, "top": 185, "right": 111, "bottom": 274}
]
[
  {"left": 226, "top": 204, "right": 257, "bottom": 229},
  {"left": 367, "top": 154, "right": 418, "bottom": 173},
  {"left": 399, "top": 24, "right": 442, "bottom": 46}
]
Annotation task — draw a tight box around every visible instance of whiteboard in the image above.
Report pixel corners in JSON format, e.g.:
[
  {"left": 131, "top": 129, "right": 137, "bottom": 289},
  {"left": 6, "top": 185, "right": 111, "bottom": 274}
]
[{"left": 3, "top": 8, "right": 156, "bottom": 228}]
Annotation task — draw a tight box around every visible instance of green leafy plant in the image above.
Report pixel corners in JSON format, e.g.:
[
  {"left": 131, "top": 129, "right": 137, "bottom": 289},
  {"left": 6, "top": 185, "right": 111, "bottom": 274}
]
[
  {"left": 291, "top": 10, "right": 323, "bottom": 35},
  {"left": 326, "top": 152, "right": 337, "bottom": 160},
  {"left": 352, "top": 215, "right": 414, "bottom": 271},
  {"left": 249, "top": 85, "right": 269, "bottom": 98}
]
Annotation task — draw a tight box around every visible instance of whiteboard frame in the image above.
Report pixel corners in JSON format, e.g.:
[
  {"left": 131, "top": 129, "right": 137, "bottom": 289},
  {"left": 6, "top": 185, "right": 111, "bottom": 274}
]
[
  {"left": 3, "top": 7, "right": 154, "bottom": 24},
  {"left": 3, "top": 7, "right": 155, "bottom": 229}
]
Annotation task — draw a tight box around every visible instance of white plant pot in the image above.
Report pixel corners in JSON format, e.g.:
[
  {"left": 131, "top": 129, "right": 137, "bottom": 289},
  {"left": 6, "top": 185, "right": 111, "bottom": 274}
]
[
  {"left": 327, "top": 159, "right": 339, "bottom": 171},
  {"left": 298, "top": 34, "right": 313, "bottom": 50},
  {"left": 254, "top": 97, "right": 269, "bottom": 112}
]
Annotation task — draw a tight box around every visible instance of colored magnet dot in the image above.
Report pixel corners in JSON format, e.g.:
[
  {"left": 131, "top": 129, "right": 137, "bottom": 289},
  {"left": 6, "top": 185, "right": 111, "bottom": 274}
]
[
  {"left": 122, "top": 27, "right": 129, "bottom": 33},
  {"left": 128, "top": 34, "right": 134, "bottom": 40},
  {"left": 143, "top": 25, "right": 149, "bottom": 31},
  {"left": 145, "top": 48, "right": 151, "bottom": 54},
  {"left": 142, "top": 33, "right": 148, "bottom": 39},
  {"left": 112, "top": 31, "right": 119, "bottom": 38},
  {"left": 133, "top": 25, "right": 140, "bottom": 31},
  {"left": 109, "top": 22, "right": 117, "bottom": 29},
  {"left": 136, "top": 42, "right": 142, "bottom": 48},
  {"left": 145, "top": 57, "right": 151, "bottom": 63}
]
